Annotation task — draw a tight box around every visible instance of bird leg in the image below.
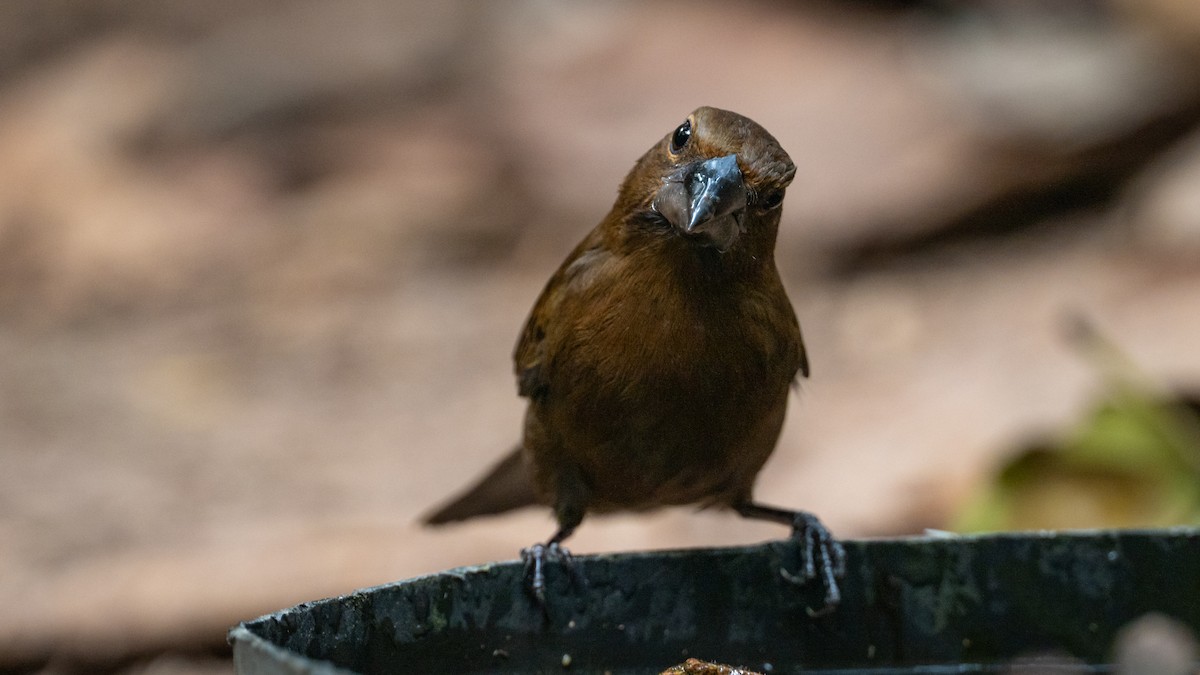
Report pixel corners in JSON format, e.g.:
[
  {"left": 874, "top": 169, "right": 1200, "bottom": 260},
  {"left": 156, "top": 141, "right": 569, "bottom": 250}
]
[
  {"left": 520, "top": 525, "right": 582, "bottom": 606},
  {"left": 735, "top": 501, "right": 846, "bottom": 616}
]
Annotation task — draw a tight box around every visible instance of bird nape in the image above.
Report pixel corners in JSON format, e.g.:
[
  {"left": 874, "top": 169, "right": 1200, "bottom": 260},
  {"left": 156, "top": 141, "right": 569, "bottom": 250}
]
[{"left": 422, "top": 106, "right": 845, "bottom": 614}]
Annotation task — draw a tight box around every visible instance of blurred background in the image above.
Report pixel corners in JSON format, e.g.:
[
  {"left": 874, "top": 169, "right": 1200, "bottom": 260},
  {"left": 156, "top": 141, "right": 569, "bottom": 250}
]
[{"left": 3, "top": 1, "right": 1200, "bottom": 673}]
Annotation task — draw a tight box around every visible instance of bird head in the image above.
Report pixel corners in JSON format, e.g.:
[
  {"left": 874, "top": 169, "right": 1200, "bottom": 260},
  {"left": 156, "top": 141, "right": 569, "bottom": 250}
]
[{"left": 617, "top": 107, "right": 796, "bottom": 256}]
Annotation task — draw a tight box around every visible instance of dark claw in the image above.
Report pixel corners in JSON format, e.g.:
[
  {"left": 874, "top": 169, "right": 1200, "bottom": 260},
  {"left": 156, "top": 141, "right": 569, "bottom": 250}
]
[
  {"left": 784, "top": 512, "right": 846, "bottom": 616},
  {"left": 553, "top": 543, "right": 588, "bottom": 591}
]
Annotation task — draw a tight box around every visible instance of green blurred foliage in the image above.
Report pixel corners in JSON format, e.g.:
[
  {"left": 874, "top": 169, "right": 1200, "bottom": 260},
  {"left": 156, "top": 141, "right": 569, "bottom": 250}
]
[{"left": 955, "top": 324, "right": 1200, "bottom": 532}]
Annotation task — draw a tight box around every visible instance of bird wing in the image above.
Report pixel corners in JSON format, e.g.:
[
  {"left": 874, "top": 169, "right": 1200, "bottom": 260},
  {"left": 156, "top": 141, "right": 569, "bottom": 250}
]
[
  {"left": 514, "top": 228, "right": 608, "bottom": 400},
  {"left": 514, "top": 287, "right": 554, "bottom": 400}
]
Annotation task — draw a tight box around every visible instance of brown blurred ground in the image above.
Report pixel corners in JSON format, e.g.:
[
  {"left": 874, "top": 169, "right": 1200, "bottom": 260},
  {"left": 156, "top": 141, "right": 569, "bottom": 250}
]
[{"left": 3, "top": 1, "right": 1200, "bottom": 673}]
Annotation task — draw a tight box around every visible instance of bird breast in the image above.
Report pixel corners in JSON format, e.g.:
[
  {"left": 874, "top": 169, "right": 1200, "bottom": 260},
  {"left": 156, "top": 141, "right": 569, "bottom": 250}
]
[{"left": 535, "top": 249, "right": 794, "bottom": 508}]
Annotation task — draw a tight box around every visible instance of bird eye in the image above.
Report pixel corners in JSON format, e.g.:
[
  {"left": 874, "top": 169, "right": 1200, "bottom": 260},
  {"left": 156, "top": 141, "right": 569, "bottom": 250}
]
[
  {"left": 669, "top": 119, "right": 692, "bottom": 154},
  {"left": 760, "top": 190, "right": 784, "bottom": 210}
]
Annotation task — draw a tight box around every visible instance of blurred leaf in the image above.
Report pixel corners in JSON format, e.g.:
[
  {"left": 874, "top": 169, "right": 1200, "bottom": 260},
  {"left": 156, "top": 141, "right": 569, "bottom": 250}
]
[
  {"left": 953, "top": 392, "right": 1200, "bottom": 533},
  {"left": 954, "top": 318, "right": 1200, "bottom": 532}
]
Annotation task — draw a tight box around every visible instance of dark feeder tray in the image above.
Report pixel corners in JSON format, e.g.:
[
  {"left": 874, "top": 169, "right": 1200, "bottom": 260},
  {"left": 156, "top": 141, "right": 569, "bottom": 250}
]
[{"left": 230, "top": 528, "right": 1200, "bottom": 674}]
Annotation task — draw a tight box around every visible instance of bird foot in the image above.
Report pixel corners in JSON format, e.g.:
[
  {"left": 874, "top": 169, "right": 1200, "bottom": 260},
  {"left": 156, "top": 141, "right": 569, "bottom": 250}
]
[
  {"left": 781, "top": 511, "right": 847, "bottom": 616},
  {"left": 520, "top": 541, "right": 583, "bottom": 606}
]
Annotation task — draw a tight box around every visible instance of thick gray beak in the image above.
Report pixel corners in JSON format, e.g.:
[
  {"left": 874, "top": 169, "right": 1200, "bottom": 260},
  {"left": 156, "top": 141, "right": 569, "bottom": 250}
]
[{"left": 653, "top": 153, "right": 748, "bottom": 252}]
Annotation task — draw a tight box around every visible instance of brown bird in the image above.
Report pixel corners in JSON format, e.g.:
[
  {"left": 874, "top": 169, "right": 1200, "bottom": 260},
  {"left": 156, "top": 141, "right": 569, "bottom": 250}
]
[{"left": 424, "top": 106, "right": 845, "bottom": 611}]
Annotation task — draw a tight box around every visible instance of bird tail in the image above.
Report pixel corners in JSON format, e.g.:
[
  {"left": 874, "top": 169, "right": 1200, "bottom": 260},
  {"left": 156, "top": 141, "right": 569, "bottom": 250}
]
[{"left": 422, "top": 446, "right": 539, "bottom": 525}]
